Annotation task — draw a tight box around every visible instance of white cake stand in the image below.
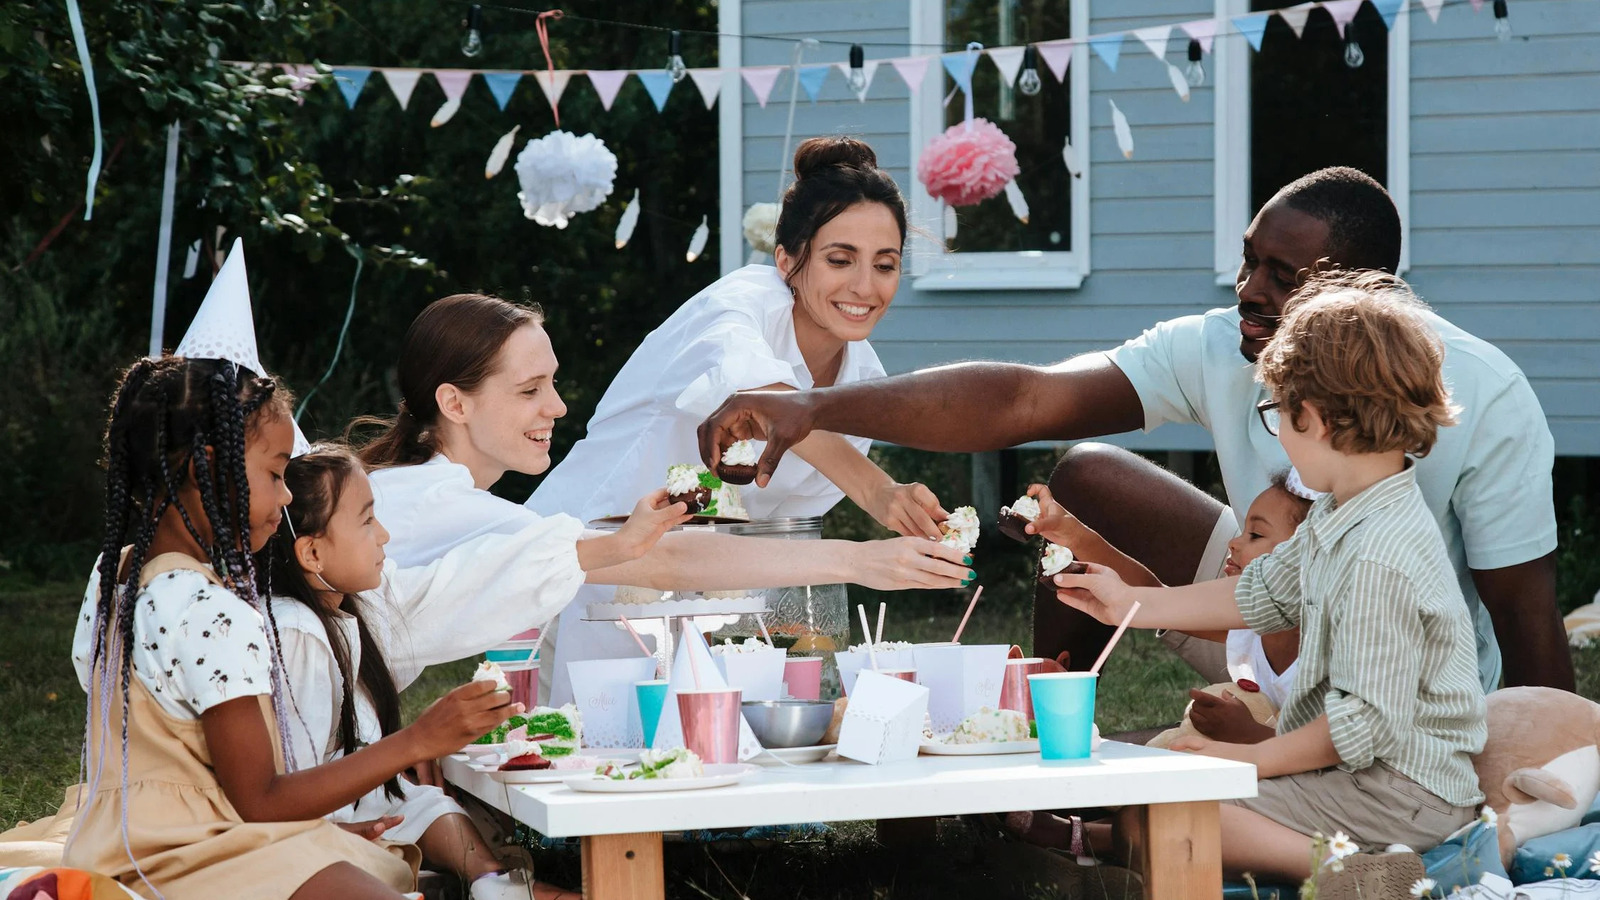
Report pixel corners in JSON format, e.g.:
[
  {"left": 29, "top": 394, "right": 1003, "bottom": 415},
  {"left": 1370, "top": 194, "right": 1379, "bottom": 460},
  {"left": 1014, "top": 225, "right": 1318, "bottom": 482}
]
[{"left": 583, "top": 594, "right": 773, "bottom": 677}]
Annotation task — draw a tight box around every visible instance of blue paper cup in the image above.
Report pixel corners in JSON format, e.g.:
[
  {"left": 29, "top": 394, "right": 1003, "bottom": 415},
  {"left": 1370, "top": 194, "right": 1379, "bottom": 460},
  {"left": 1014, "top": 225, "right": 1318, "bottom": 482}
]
[
  {"left": 1028, "top": 672, "right": 1098, "bottom": 760},
  {"left": 635, "top": 679, "right": 669, "bottom": 748}
]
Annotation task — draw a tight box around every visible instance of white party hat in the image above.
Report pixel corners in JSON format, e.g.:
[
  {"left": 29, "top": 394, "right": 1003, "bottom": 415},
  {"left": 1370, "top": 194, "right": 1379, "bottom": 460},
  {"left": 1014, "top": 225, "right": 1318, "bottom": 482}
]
[{"left": 175, "top": 239, "right": 312, "bottom": 456}]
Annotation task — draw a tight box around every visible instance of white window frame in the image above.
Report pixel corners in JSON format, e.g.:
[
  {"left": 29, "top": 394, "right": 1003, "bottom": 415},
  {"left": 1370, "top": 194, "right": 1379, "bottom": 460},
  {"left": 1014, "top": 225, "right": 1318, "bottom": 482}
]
[
  {"left": 907, "top": 0, "right": 1092, "bottom": 291},
  {"left": 717, "top": 0, "right": 744, "bottom": 277},
  {"left": 1211, "top": 0, "right": 1410, "bottom": 284}
]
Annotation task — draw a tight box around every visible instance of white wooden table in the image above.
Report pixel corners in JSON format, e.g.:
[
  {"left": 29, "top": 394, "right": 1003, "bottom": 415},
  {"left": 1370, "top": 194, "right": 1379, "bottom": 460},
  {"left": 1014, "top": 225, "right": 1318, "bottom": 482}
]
[{"left": 444, "top": 743, "right": 1256, "bottom": 900}]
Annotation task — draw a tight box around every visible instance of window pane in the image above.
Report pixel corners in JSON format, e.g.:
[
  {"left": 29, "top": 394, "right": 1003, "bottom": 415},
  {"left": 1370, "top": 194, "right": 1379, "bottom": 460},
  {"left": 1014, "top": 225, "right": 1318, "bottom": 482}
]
[
  {"left": 944, "top": 0, "right": 1073, "bottom": 252},
  {"left": 1249, "top": 2, "right": 1388, "bottom": 213}
]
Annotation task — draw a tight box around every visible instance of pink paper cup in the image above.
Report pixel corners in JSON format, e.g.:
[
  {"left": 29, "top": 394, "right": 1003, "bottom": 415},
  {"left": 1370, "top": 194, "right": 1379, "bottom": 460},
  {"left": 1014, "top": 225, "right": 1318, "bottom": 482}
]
[
  {"left": 879, "top": 668, "right": 918, "bottom": 684},
  {"left": 782, "top": 657, "right": 823, "bottom": 700},
  {"left": 503, "top": 663, "right": 538, "bottom": 711},
  {"left": 676, "top": 687, "right": 743, "bottom": 763},
  {"left": 1001, "top": 658, "right": 1050, "bottom": 721}
]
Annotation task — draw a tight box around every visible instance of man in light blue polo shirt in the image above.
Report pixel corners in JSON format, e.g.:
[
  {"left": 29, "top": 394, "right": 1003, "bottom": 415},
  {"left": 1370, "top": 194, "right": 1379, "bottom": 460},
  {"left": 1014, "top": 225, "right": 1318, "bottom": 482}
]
[{"left": 696, "top": 167, "right": 1571, "bottom": 693}]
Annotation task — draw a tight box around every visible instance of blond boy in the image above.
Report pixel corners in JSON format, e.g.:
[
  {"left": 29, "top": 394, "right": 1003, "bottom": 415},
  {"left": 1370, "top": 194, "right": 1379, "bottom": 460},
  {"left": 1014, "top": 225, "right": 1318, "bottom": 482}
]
[{"left": 1055, "top": 270, "right": 1487, "bottom": 882}]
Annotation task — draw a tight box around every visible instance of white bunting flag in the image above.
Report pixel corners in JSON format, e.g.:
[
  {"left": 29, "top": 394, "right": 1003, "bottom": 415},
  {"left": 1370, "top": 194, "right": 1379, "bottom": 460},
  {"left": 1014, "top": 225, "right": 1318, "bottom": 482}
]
[
  {"left": 383, "top": 69, "right": 422, "bottom": 109},
  {"left": 1133, "top": 25, "right": 1172, "bottom": 61},
  {"left": 614, "top": 189, "right": 640, "bottom": 249},
  {"left": 834, "top": 59, "right": 880, "bottom": 100},
  {"left": 586, "top": 70, "right": 629, "bottom": 111},
  {"left": 986, "top": 46, "right": 1026, "bottom": 86},
  {"left": 1278, "top": 2, "right": 1317, "bottom": 38},
  {"left": 1420, "top": 0, "right": 1444, "bottom": 21},
  {"left": 1109, "top": 99, "right": 1134, "bottom": 159},
  {"left": 741, "top": 65, "right": 784, "bottom": 107},
  {"left": 536, "top": 70, "right": 573, "bottom": 111},
  {"left": 688, "top": 68, "right": 722, "bottom": 109},
  {"left": 485, "top": 125, "right": 520, "bottom": 179}
]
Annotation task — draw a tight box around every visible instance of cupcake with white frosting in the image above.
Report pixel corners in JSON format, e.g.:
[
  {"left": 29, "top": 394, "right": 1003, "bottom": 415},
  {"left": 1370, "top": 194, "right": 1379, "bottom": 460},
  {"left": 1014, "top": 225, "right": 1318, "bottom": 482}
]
[
  {"left": 1037, "top": 542, "right": 1087, "bottom": 586},
  {"left": 939, "top": 506, "right": 981, "bottom": 553},
  {"left": 997, "top": 494, "right": 1042, "bottom": 543},
  {"left": 718, "top": 439, "right": 760, "bottom": 484}
]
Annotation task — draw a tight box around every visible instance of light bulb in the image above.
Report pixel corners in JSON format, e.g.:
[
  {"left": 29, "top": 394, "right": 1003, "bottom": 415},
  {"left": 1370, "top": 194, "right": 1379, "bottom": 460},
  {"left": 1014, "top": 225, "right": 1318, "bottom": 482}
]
[
  {"left": 666, "top": 30, "right": 688, "bottom": 83},
  {"left": 1493, "top": 0, "right": 1512, "bottom": 40},
  {"left": 1343, "top": 24, "right": 1365, "bottom": 68},
  {"left": 1185, "top": 39, "right": 1205, "bottom": 87},
  {"left": 1017, "top": 45, "right": 1042, "bottom": 96},
  {"left": 461, "top": 5, "right": 483, "bottom": 57},
  {"left": 847, "top": 44, "right": 867, "bottom": 93},
  {"left": 256, "top": 0, "right": 279, "bottom": 20}
]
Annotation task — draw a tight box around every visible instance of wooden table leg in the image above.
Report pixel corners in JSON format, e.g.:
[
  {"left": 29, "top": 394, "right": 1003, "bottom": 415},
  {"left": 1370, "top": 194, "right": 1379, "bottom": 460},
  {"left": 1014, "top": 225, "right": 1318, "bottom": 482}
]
[
  {"left": 580, "top": 832, "right": 664, "bottom": 900},
  {"left": 876, "top": 816, "right": 938, "bottom": 848},
  {"left": 1139, "top": 800, "right": 1221, "bottom": 900}
]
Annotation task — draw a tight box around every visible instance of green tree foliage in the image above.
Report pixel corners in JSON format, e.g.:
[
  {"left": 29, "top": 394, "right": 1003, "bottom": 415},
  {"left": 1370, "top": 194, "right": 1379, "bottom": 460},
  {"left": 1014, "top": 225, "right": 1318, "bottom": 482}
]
[{"left": 1, "top": 0, "right": 720, "bottom": 575}]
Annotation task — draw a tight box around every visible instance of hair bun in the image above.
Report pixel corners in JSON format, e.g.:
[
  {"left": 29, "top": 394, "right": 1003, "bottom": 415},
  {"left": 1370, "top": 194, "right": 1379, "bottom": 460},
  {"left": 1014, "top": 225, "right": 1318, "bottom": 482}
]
[{"left": 792, "top": 136, "right": 878, "bottom": 179}]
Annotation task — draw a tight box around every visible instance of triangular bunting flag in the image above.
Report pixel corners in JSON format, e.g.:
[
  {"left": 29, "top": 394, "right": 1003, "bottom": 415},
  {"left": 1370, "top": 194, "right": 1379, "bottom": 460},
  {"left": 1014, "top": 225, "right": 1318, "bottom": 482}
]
[
  {"left": 482, "top": 72, "right": 521, "bottom": 110},
  {"left": 535, "top": 70, "right": 572, "bottom": 111},
  {"left": 986, "top": 46, "right": 1026, "bottom": 86},
  {"left": 636, "top": 70, "right": 674, "bottom": 112},
  {"left": 1232, "top": 13, "right": 1271, "bottom": 51},
  {"left": 1132, "top": 25, "right": 1172, "bottom": 61},
  {"left": 890, "top": 56, "right": 931, "bottom": 94},
  {"left": 282, "top": 63, "right": 317, "bottom": 92},
  {"left": 1420, "top": 0, "right": 1444, "bottom": 20},
  {"left": 1278, "top": 2, "right": 1317, "bottom": 38},
  {"left": 586, "top": 70, "right": 629, "bottom": 111},
  {"left": 941, "top": 50, "right": 978, "bottom": 91},
  {"left": 797, "top": 64, "right": 830, "bottom": 102},
  {"left": 1180, "top": 18, "right": 1219, "bottom": 54},
  {"left": 1470, "top": 0, "right": 1484, "bottom": 9},
  {"left": 741, "top": 65, "right": 784, "bottom": 107},
  {"left": 687, "top": 68, "right": 722, "bottom": 109},
  {"left": 833, "top": 59, "right": 880, "bottom": 99},
  {"left": 1088, "top": 33, "right": 1124, "bottom": 72},
  {"left": 331, "top": 68, "right": 371, "bottom": 108},
  {"left": 1036, "top": 40, "right": 1074, "bottom": 82},
  {"left": 432, "top": 70, "right": 472, "bottom": 102},
  {"left": 1324, "top": 0, "right": 1365, "bottom": 30},
  {"left": 1371, "top": 0, "right": 1404, "bottom": 28},
  {"left": 382, "top": 69, "right": 422, "bottom": 109}
]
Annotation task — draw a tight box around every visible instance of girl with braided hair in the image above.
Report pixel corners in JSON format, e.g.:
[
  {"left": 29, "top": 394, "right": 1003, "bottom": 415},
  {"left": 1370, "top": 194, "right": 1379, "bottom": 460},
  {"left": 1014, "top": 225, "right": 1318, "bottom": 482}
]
[{"left": 66, "top": 356, "right": 513, "bottom": 900}]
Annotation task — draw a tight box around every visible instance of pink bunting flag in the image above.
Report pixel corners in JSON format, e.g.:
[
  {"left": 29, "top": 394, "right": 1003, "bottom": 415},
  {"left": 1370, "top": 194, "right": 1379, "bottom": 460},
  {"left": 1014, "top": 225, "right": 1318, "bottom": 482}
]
[
  {"left": 1035, "top": 40, "right": 1074, "bottom": 82},
  {"left": 382, "top": 69, "right": 422, "bottom": 109},
  {"left": 741, "top": 65, "right": 784, "bottom": 107},
  {"left": 585, "top": 70, "right": 629, "bottom": 111},
  {"left": 1470, "top": 0, "right": 1485, "bottom": 10},
  {"left": 890, "top": 56, "right": 931, "bottom": 94},
  {"left": 1179, "top": 18, "right": 1219, "bottom": 54},
  {"left": 1278, "top": 2, "right": 1316, "bottom": 38},
  {"left": 536, "top": 69, "right": 573, "bottom": 111},
  {"left": 687, "top": 68, "right": 722, "bottom": 109},
  {"left": 432, "top": 69, "right": 472, "bottom": 102},
  {"left": 1323, "top": 0, "right": 1365, "bottom": 30},
  {"left": 1132, "top": 24, "right": 1172, "bottom": 60}
]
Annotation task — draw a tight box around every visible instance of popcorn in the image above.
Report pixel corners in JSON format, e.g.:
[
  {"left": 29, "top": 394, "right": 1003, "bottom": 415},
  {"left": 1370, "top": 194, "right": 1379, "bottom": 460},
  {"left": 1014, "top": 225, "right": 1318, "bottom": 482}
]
[{"left": 711, "top": 637, "right": 771, "bottom": 656}]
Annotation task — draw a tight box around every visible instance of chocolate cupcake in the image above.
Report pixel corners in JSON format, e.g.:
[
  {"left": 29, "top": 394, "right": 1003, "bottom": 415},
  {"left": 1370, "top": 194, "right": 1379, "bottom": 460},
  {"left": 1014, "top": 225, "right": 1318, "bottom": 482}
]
[
  {"left": 997, "top": 495, "right": 1042, "bottom": 543},
  {"left": 665, "top": 463, "right": 716, "bottom": 513},
  {"left": 1036, "top": 542, "right": 1087, "bottom": 588},
  {"left": 718, "top": 439, "right": 760, "bottom": 485}
]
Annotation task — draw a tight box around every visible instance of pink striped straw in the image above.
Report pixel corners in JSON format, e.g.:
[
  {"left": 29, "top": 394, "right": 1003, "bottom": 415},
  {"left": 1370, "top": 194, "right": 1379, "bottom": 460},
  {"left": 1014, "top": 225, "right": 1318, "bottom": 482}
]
[
  {"left": 1088, "top": 601, "right": 1142, "bottom": 676},
  {"left": 681, "top": 619, "right": 703, "bottom": 688},
  {"left": 617, "top": 614, "right": 654, "bottom": 659},
  {"left": 950, "top": 586, "right": 984, "bottom": 644},
  {"left": 756, "top": 614, "right": 775, "bottom": 648}
]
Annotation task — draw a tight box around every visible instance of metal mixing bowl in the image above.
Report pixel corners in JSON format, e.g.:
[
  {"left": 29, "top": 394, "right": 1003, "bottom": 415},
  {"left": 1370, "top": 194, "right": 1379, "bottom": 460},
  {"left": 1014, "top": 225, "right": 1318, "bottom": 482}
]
[{"left": 741, "top": 699, "right": 834, "bottom": 749}]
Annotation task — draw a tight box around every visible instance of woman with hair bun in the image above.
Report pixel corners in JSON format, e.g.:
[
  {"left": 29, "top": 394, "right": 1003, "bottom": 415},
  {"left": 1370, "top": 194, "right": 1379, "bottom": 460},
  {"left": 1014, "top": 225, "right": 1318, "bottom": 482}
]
[{"left": 528, "top": 135, "right": 951, "bottom": 704}]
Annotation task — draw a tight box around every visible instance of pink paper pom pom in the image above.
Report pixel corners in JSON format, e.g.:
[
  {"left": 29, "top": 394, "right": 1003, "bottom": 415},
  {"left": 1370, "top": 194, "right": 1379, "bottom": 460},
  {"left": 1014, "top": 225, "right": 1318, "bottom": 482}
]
[{"left": 917, "top": 118, "right": 1021, "bottom": 207}]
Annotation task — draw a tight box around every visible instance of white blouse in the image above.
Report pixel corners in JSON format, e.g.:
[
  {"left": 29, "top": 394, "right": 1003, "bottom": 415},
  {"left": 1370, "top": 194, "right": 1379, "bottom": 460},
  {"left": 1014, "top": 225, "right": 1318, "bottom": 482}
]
[
  {"left": 72, "top": 557, "right": 272, "bottom": 720},
  {"left": 1225, "top": 628, "right": 1299, "bottom": 710}
]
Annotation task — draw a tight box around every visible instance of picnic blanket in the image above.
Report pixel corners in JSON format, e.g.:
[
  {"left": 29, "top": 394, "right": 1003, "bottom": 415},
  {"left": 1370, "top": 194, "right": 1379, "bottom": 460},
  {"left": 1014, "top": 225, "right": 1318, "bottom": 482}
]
[{"left": 0, "top": 867, "right": 139, "bottom": 900}]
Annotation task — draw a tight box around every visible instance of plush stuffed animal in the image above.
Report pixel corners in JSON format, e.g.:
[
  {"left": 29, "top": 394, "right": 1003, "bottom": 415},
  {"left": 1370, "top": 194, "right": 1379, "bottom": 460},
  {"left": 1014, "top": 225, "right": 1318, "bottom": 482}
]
[
  {"left": 1473, "top": 686, "right": 1600, "bottom": 867},
  {"left": 1146, "top": 682, "right": 1280, "bottom": 750}
]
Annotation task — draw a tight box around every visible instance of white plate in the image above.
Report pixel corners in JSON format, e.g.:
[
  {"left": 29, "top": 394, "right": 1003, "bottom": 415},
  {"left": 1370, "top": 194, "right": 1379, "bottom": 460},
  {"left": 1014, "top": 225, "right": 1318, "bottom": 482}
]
[
  {"left": 752, "top": 744, "right": 836, "bottom": 766},
  {"left": 470, "top": 751, "right": 644, "bottom": 784},
  {"left": 565, "top": 763, "right": 758, "bottom": 793},
  {"left": 919, "top": 738, "right": 1040, "bottom": 756}
]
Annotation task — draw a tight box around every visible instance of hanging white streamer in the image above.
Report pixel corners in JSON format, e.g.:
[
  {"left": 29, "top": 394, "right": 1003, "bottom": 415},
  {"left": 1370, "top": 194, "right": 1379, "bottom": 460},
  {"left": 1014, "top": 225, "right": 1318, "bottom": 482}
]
[
  {"left": 64, "top": 0, "right": 104, "bottom": 220},
  {"left": 149, "top": 121, "right": 180, "bottom": 357},
  {"left": 1061, "top": 135, "right": 1084, "bottom": 179},
  {"left": 944, "top": 204, "right": 958, "bottom": 241},
  {"left": 1109, "top": 99, "right": 1134, "bottom": 159},
  {"left": 1165, "top": 62, "right": 1192, "bottom": 102},
  {"left": 431, "top": 96, "right": 463, "bottom": 127},
  {"left": 685, "top": 216, "right": 710, "bottom": 262},
  {"left": 1003, "top": 180, "right": 1030, "bottom": 224},
  {"left": 183, "top": 239, "right": 201, "bottom": 279},
  {"left": 614, "top": 188, "right": 640, "bottom": 249},
  {"left": 485, "top": 125, "right": 520, "bottom": 179}
]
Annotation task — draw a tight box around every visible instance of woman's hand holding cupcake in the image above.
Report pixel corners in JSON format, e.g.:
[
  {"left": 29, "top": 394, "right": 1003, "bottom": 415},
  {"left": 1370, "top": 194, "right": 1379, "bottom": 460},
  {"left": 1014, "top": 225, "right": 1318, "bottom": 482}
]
[{"left": 863, "top": 480, "right": 948, "bottom": 540}]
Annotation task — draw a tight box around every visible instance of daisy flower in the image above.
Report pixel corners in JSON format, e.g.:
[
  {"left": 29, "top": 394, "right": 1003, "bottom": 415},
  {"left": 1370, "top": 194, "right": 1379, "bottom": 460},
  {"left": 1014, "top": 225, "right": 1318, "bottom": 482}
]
[
  {"left": 1410, "top": 878, "right": 1437, "bottom": 898},
  {"left": 1328, "top": 831, "right": 1359, "bottom": 860},
  {"left": 1479, "top": 807, "right": 1498, "bottom": 829},
  {"left": 1554, "top": 852, "right": 1573, "bottom": 872},
  {"left": 1590, "top": 850, "right": 1600, "bottom": 875}
]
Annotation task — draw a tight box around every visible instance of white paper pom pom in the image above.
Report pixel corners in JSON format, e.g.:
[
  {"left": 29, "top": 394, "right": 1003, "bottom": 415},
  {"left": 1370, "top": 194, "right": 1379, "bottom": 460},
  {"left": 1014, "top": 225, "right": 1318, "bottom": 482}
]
[
  {"left": 741, "top": 202, "right": 779, "bottom": 255},
  {"left": 513, "top": 130, "right": 618, "bottom": 229}
]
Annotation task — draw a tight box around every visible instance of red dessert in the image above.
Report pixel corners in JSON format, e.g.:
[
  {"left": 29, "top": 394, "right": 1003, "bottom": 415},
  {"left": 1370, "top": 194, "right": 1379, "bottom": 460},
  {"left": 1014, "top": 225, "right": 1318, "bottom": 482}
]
[{"left": 501, "top": 752, "right": 552, "bottom": 771}]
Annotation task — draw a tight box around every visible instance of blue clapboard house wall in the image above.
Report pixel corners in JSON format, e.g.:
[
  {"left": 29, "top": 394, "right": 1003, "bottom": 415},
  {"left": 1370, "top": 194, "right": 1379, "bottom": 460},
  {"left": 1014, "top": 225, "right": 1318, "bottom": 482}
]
[{"left": 714, "top": 0, "right": 1600, "bottom": 455}]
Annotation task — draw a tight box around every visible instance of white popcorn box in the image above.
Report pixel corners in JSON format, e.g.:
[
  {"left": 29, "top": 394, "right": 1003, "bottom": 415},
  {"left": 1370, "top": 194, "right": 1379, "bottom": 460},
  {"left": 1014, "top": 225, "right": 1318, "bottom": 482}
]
[
  {"left": 912, "top": 643, "right": 1011, "bottom": 733},
  {"left": 838, "top": 670, "right": 930, "bottom": 765},
  {"left": 713, "top": 646, "right": 787, "bottom": 702},
  {"left": 567, "top": 656, "right": 660, "bottom": 748},
  {"left": 834, "top": 647, "right": 919, "bottom": 696}
]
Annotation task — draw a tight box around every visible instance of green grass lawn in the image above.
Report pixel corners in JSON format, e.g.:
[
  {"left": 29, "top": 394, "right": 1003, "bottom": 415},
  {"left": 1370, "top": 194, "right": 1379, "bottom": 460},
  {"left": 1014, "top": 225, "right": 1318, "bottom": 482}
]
[{"left": 10, "top": 571, "right": 1600, "bottom": 899}]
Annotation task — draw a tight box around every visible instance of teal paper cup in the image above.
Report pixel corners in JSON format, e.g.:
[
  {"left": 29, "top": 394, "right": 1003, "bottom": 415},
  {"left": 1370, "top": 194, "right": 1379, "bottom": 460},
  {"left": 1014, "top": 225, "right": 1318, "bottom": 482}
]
[
  {"left": 635, "top": 679, "right": 669, "bottom": 748},
  {"left": 1028, "top": 672, "right": 1098, "bottom": 760}
]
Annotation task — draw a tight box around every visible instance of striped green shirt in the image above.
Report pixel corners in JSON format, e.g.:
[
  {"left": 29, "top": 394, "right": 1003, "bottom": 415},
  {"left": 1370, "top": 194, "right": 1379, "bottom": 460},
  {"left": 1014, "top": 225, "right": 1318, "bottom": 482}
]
[{"left": 1237, "top": 464, "right": 1487, "bottom": 806}]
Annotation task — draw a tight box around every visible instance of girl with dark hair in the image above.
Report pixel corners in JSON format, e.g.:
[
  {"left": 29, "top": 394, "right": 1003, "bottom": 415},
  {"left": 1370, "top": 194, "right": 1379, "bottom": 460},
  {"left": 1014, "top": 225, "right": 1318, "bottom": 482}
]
[
  {"left": 65, "top": 356, "right": 513, "bottom": 900},
  {"left": 525, "top": 135, "right": 953, "bottom": 703},
  {"left": 269, "top": 445, "right": 583, "bottom": 900}
]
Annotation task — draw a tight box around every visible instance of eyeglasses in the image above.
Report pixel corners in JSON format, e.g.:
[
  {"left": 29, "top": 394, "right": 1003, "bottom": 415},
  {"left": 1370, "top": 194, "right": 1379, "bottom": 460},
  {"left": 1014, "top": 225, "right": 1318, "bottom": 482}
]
[{"left": 1257, "top": 399, "right": 1282, "bottom": 436}]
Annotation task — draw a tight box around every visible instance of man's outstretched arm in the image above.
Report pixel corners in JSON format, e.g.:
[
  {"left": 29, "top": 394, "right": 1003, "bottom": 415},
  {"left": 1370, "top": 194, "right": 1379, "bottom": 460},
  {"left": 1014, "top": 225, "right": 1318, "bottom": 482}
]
[
  {"left": 698, "top": 352, "right": 1145, "bottom": 486},
  {"left": 1475, "top": 553, "right": 1574, "bottom": 690}
]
